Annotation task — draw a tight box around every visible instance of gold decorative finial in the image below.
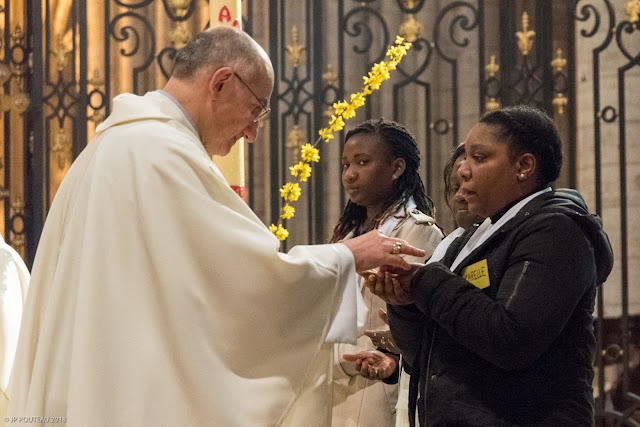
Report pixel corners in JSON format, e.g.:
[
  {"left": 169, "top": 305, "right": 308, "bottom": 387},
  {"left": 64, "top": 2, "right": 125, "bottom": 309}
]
[
  {"left": 626, "top": 0, "right": 640, "bottom": 22},
  {"left": 286, "top": 27, "right": 306, "bottom": 68},
  {"left": 322, "top": 64, "right": 338, "bottom": 87},
  {"left": 486, "top": 55, "right": 499, "bottom": 77},
  {"left": 88, "top": 69, "right": 104, "bottom": 87},
  {"left": 51, "top": 128, "right": 72, "bottom": 169},
  {"left": 553, "top": 93, "right": 568, "bottom": 115},
  {"left": 486, "top": 98, "right": 500, "bottom": 111},
  {"left": 551, "top": 49, "right": 566, "bottom": 73},
  {"left": 0, "top": 63, "right": 11, "bottom": 86},
  {"left": 399, "top": 14, "right": 422, "bottom": 43},
  {"left": 11, "top": 92, "right": 30, "bottom": 113},
  {"left": 11, "top": 195, "right": 23, "bottom": 216},
  {"left": 88, "top": 110, "right": 105, "bottom": 124},
  {"left": 0, "top": 89, "right": 30, "bottom": 114},
  {"left": 168, "top": 0, "right": 190, "bottom": 18},
  {"left": 400, "top": 1, "right": 421, "bottom": 44},
  {"left": 551, "top": 49, "right": 568, "bottom": 115},
  {"left": 170, "top": 22, "right": 191, "bottom": 49},
  {"left": 9, "top": 233, "right": 24, "bottom": 253},
  {"left": 51, "top": 33, "right": 71, "bottom": 71},
  {"left": 11, "top": 25, "right": 25, "bottom": 46},
  {"left": 286, "top": 125, "right": 305, "bottom": 158},
  {"left": 516, "top": 12, "right": 535, "bottom": 56}
]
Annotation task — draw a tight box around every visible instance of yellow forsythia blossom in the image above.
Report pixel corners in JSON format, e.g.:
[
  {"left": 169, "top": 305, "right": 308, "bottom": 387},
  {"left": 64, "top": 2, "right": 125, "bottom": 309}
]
[
  {"left": 301, "top": 143, "right": 321, "bottom": 162},
  {"left": 318, "top": 128, "right": 334, "bottom": 142},
  {"left": 328, "top": 115, "right": 346, "bottom": 132},
  {"left": 280, "top": 182, "right": 302, "bottom": 202},
  {"left": 290, "top": 162, "right": 312, "bottom": 182},
  {"left": 269, "top": 223, "right": 289, "bottom": 241},
  {"left": 271, "top": 35, "right": 412, "bottom": 241},
  {"left": 281, "top": 204, "right": 295, "bottom": 219}
]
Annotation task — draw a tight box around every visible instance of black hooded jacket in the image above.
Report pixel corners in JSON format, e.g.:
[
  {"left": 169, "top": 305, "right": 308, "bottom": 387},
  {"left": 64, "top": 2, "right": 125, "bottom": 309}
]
[{"left": 389, "top": 189, "right": 614, "bottom": 426}]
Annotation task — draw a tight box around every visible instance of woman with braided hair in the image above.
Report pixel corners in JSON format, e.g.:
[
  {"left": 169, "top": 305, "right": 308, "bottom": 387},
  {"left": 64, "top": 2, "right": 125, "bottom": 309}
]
[
  {"left": 369, "top": 105, "right": 614, "bottom": 426},
  {"left": 330, "top": 118, "right": 443, "bottom": 427}
]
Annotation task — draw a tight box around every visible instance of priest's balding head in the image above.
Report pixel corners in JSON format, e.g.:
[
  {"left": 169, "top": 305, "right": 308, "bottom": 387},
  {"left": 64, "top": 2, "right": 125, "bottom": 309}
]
[{"left": 164, "top": 27, "right": 274, "bottom": 157}]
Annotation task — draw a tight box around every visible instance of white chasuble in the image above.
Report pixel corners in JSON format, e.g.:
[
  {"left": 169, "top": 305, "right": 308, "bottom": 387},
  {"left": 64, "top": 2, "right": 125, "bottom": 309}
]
[
  {"left": 8, "top": 92, "right": 356, "bottom": 426},
  {"left": 0, "top": 233, "right": 30, "bottom": 421}
]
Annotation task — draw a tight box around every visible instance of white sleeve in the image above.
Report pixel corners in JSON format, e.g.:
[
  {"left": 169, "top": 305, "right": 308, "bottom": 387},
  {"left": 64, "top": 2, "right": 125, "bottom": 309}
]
[{"left": 324, "top": 243, "right": 359, "bottom": 344}]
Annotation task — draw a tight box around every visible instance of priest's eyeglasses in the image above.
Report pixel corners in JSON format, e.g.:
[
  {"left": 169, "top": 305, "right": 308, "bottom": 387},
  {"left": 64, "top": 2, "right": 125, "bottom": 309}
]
[{"left": 234, "top": 71, "right": 270, "bottom": 123}]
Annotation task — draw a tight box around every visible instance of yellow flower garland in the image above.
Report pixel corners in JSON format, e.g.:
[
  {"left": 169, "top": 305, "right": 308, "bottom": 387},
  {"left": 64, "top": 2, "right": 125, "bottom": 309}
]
[{"left": 270, "top": 36, "right": 412, "bottom": 241}]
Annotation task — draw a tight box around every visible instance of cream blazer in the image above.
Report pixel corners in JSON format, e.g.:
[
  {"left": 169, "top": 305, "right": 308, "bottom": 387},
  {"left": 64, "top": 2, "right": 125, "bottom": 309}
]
[{"left": 332, "top": 211, "right": 443, "bottom": 427}]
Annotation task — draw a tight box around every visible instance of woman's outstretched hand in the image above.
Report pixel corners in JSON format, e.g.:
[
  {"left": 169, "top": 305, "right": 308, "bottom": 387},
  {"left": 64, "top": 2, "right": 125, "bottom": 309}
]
[
  {"left": 342, "top": 350, "right": 397, "bottom": 380},
  {"left": 363, "top": 264, "right": 421, "bottom": 305}
]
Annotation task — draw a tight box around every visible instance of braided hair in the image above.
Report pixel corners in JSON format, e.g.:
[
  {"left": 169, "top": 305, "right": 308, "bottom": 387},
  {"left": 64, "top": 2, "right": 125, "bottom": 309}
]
[
  {"left": 329, "top": 118, "right": 435, "bottom": 242},
  {"left": 479, "top": 105, "right": 563, "bottom": 189}
]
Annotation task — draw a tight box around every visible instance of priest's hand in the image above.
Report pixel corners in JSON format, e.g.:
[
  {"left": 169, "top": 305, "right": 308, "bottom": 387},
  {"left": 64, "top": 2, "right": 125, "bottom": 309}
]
[
  {"left": 343, "top": 350, "right": 398, "bottom": 380},
  {"left": 363, "top": 264, "right": 421, "bottom": 305},
  {"left": 341, "top": 230, "right": 425, "bottom": 273}
]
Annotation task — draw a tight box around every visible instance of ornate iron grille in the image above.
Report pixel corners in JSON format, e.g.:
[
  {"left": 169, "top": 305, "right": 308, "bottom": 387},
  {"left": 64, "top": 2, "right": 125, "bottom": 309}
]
[{"left": 575, "top": 0, "right": 640, "bottom": 423}]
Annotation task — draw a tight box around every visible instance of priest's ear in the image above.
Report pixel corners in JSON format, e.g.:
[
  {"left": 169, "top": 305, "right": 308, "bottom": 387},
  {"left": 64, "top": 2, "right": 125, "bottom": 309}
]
[{"left": 209, "top": 67, "right": 234, "bottom": 100}]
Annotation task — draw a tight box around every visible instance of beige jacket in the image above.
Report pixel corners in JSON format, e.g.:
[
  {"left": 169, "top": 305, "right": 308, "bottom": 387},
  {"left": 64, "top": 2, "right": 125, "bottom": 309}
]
[{"left": 332, "top": 210, "right": 443, "bottom": 427}]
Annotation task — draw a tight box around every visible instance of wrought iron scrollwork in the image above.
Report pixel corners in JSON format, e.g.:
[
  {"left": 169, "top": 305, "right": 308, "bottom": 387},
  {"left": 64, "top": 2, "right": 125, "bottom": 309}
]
[
  {"left": 162, "top": 0, "right": 197, "bottom": 50},
  {"left": 615, "top": 19, "right": 640, "bottom": 64},
  {"left": 43, "top": 33, "right": 76, "bottom": 170},
  {"left": 575, "top": 1, "right": 640, "bottom": 424},
  {"left": 321, "top": 64, "right": 339, "bottom": 119},
  {"left": 110, "top": 12, "right": 156, "bottom": 94},
  {"left": 0, "top": 25, "right": 30, "bottom": 114},
  {"left": 280, "top": 45, "right": 313, "bottom": 122},
  {"left": 396, "top": 37, "right": 434, "bottom": 81},
  {"left": 509, "top": 11, "right": 543, "bottom": 107},
  {"left": 395, "top": 0, "right": 426, "bottom": 14},
  {"left": 88, "top": 70, "right": 106, "bottom": 125},
  {"left": 432, "top": 1, "right": 480, "bottom": 146},
  {"left": 114, "top": 0, "right": 155, "bottom": 8},
  {"left": 161, "top": 0, "right": 197, "bottom": 21},
  {"left": 343, "top": 7, "right": 389, "bottom": 63},
  {"left": 433, "top": 1, "right": 479, "bottom": 58},
  {"left": 157, "top": 48, "right": 178, "bottom": 80},
  {"left": 600, "top": 105, "right": 617, "bottom": 123},
  {"left": 576, "top": 3, "right": 603, "bottom": 38}
]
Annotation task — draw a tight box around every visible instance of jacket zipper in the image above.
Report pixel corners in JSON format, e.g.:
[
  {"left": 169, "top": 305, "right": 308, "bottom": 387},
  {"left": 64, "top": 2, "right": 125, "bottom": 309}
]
[
  {"left": 423, "top": 325, "right": 438, "bottom": 420},
  {"left": 506, "top": 261, "right": 530, "bottom": 309}
]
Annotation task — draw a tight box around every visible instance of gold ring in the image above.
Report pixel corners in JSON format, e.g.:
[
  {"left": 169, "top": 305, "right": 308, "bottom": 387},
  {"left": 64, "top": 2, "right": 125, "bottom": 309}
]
[{"left": 391, "top": 242, "right": 402, "bottom": 254}]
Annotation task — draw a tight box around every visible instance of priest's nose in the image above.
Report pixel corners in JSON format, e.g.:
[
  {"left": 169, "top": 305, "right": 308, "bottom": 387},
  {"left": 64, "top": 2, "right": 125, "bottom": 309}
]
[{"left": 244, "top": 120, "right": 259, "bottom": 143}]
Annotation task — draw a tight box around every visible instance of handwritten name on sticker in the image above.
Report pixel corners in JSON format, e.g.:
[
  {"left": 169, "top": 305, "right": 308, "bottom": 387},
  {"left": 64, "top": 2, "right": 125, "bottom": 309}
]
[{"left": 462, "top": 259, "right": 490, "bottom": 289}]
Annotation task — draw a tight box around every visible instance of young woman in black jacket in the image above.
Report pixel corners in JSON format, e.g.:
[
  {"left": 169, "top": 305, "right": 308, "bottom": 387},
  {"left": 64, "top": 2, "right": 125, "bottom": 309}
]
[{"left": 368, "top": 105, "right": 614, "bottom": 426}]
